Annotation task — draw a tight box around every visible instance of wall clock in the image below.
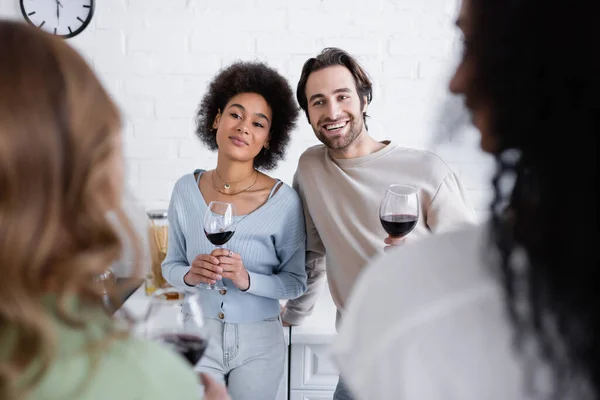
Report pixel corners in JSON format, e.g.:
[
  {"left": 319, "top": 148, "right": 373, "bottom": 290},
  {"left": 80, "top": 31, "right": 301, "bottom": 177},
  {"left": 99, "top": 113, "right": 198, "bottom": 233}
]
[{"left": 20, "top": 0, "right": 95, "bottom": 39}]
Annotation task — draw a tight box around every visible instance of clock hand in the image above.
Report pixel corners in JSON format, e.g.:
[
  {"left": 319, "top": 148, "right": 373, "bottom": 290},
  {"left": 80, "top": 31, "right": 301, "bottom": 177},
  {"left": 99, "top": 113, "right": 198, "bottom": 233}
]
[{"left": 56, "top": 0, "right": 63, "bottom": 21}]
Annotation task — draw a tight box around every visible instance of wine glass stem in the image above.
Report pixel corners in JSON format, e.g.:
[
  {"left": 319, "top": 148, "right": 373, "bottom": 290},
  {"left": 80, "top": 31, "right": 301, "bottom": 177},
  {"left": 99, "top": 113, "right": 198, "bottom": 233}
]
[{"left": 213, "top": 245, "right": 222, "bottom": 289}]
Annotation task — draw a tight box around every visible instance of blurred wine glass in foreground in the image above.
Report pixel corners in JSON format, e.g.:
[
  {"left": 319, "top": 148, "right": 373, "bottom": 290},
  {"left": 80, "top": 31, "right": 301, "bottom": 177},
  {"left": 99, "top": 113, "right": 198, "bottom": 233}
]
[{"left": 144, "top": 287, "right": 208, "bottom": 367}]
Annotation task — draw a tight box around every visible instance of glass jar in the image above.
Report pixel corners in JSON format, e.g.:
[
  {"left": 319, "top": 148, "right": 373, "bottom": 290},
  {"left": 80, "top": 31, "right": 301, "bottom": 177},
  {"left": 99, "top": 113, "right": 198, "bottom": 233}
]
[{"left": 146, "top": 209, "right": 169, "bottom": 296}]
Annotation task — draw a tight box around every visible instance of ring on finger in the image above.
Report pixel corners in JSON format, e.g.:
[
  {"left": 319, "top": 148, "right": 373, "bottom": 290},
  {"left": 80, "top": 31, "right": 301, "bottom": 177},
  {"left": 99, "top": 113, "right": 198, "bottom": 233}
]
[{"left": 228, "top": 250, "right": 233, "bottom": 257}]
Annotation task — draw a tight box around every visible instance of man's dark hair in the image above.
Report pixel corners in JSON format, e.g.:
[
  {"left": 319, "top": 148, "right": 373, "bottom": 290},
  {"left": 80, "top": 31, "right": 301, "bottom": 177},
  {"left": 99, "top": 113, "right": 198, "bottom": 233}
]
[{"left": 296, "top": 47, "right": 373, "bottom": 129}]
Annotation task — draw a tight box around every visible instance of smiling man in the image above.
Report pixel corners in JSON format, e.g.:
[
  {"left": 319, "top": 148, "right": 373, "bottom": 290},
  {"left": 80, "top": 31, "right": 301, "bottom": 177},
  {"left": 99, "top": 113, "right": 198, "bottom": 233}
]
[{"left": 281, "top": 47, "right": 478, "bottom": 400}]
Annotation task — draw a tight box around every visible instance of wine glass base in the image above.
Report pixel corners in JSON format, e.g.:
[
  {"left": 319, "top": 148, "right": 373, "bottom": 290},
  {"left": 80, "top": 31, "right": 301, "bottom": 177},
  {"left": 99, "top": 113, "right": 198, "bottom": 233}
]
[{"left": 198, "top": 282, "right": 227, "bottom": 291}]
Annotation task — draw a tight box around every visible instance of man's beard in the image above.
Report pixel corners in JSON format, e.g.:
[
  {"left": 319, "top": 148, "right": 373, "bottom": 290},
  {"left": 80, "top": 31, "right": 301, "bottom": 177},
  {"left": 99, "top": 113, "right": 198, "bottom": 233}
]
[{"left": 314, "top": 116, "right": 364, "bottom": 150}]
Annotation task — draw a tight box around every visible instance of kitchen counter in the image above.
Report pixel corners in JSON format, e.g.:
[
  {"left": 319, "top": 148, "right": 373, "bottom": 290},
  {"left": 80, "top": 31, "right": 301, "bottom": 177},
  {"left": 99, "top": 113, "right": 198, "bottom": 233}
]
[
  {"left": 119, "top": 284, "right": 151, "bottom": 320},
  {"left": 121, "top": 281, "right": 339, "bottom": 346},
  {"left": 121, "top": 284, "right": 291, "bottom": 344}
]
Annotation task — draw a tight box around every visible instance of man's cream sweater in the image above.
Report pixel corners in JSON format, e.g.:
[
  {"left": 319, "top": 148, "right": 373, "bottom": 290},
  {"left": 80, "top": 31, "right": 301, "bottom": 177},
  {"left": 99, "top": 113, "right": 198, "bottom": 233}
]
[{"left": 282, "top": 142, "right": 478, "bottom": 327}]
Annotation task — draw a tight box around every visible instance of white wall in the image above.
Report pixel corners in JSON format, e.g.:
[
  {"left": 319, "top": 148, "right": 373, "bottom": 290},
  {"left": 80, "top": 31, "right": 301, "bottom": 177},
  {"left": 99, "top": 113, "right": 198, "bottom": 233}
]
[{"left": 1, "top": 0, "right": 493, "bottom": 218}]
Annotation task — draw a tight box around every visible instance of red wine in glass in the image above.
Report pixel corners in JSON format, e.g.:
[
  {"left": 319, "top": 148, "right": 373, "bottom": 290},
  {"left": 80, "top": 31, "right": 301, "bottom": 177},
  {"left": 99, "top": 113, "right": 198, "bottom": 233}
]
[
  {"left": 201, "top": 201, "right": 237, "bottom": 291},
  {"left": 380, "top": 214, "right": 418, "bottom": 237},
  {"left": 379, "top": 185, "right": 419, "bottom": 238},
  {"left": 145, "top": 288, "right": 207, "bottom": 367},
  {"left": 204, "top": 230, "right": 234, "bottom": 246},
  {"left": 159, "top": 333, "right": 208, "bottom": 366}
]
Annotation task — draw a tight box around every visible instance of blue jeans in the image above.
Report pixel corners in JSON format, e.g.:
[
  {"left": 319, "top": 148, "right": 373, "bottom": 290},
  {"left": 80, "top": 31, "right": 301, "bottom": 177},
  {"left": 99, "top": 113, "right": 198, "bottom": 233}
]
[
  {"left": 334, "top": 377, "right": 355, "bottom": 400},
  {"left": 195, "top": 316, "right": 286, "bottom": 400}
]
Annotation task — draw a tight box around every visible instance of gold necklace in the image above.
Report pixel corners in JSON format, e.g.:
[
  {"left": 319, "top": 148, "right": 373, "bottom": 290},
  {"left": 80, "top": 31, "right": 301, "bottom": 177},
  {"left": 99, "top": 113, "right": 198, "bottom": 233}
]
[
  {"left": 214, "top": 168, "right": 255, "bottom": 190},
  {"left": 211, "top": 170, "right": 259, "bottom": 195}
]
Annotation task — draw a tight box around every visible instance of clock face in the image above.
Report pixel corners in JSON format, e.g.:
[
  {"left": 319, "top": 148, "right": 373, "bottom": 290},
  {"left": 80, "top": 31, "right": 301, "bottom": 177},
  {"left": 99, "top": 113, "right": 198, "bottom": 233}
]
[{"left": 20, "top": 0, "right": 95, "bottom": 39}]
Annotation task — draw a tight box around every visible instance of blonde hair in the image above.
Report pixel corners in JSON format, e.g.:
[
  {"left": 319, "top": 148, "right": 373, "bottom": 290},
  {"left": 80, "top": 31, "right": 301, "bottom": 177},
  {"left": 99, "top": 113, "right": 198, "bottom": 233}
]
[{"left": 0, "top": 21, "right": 140, "bottom": 399}]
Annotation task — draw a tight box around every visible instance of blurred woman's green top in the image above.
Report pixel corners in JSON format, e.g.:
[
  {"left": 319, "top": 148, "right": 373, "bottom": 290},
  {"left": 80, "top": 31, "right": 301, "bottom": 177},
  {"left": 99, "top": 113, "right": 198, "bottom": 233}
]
[{"left": 4, "top": 295, "right": 199, "bottom": 400}]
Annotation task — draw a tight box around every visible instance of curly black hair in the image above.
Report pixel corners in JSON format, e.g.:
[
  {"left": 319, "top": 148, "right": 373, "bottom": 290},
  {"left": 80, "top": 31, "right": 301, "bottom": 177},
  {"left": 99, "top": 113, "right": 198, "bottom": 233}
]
[
  {"left": 195, "top": 61, "right": 299, "bottom": 170},
  {"left": 469, "top": 0, "right": 598, "bottom": 398}
]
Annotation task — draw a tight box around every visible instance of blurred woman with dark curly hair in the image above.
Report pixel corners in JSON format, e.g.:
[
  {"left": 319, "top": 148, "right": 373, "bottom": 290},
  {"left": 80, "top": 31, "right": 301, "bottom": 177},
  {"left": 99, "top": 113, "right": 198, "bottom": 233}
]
[
  {"left": 331, "top": 0, "right": 598, "bottom": 399},
  {"left": 162, "top": 61, "right": 307, "bottom": 399}
]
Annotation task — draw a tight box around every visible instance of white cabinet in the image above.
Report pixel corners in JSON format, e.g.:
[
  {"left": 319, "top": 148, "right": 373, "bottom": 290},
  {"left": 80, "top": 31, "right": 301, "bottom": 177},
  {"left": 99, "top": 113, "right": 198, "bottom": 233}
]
[
  {"left": 290, "top": 391, "right": 334, "bottom": 400},
  {"left": 289, "top": 343, "right": 338, "bottom": 399},
  {"left": 288, "top": 284, "right": 339, "bottom": 399}
]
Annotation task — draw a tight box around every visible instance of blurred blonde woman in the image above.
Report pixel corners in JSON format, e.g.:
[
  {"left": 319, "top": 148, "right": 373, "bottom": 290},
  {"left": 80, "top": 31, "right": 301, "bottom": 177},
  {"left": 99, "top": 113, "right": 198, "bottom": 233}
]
[{"left": 0, "top": 21, "right": 229, "bottom": 400}]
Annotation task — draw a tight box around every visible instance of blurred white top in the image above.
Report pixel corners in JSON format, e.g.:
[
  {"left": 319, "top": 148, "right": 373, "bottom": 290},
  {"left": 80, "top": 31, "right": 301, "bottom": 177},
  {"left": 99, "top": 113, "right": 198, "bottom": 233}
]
[{"left": 331, "top": 223, "right": 549, "bottom": 399}]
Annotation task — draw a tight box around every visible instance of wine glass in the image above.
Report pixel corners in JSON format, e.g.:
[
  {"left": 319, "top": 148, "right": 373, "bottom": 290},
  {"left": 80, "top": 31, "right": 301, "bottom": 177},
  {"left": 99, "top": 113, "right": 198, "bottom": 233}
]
[
  {"left": 201, "top": 201, "right": 236, "bottom": 291},
  {"left": 144, "top": 287, "right": 208, "bottom": 367},
  {"left": 379, "top": 184, "right": 419, "bottom": 238},
  {"left": 94, "top": 267, "right": 116, "bottom": 313}
]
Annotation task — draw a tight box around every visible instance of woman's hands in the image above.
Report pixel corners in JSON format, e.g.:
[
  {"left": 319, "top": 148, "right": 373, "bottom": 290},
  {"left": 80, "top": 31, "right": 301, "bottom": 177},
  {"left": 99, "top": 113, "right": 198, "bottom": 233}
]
[
  {"left": 184, "top": 249, "right": 250, "bottom": 291},
  {"left": 212, "top": 249, "right": 250, "bottom": 291},
  {"left": 183, "top": 252, "right": 222, "bottom": 286}
]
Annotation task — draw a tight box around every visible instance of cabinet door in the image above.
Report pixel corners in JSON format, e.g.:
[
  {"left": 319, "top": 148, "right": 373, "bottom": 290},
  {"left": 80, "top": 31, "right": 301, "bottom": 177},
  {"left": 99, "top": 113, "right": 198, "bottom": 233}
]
[
  {"left": 290, "top": 343, "right": 339, "bottom": 391},
  {"left": 290, "top": 390, "right": 334, "bottom": 400}
]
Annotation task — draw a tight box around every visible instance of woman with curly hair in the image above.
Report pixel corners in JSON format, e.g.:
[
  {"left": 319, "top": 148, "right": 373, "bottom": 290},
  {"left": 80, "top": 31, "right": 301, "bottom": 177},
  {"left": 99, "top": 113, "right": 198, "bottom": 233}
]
[
  {"left": 162, "top": 61, "right": 307, "bottom": 398},
  {"left": 0, "top": 20, "right": 235, "bottom": 400},
  {"left": 331, "top": 0, "right": 598, "bottom": 399}
]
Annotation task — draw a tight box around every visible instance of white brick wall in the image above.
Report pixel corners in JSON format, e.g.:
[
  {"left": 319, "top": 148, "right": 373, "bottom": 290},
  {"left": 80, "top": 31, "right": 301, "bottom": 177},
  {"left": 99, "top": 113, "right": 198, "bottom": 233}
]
[{"left": 0, "top": 0, "right": 493, "bottom": 218}]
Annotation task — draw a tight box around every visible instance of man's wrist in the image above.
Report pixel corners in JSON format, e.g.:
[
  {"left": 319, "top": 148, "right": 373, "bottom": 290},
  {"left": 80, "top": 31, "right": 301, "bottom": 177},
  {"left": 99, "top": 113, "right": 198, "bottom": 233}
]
[{"left": 281, "top": 309, "right": 306, "bottom": 326}]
